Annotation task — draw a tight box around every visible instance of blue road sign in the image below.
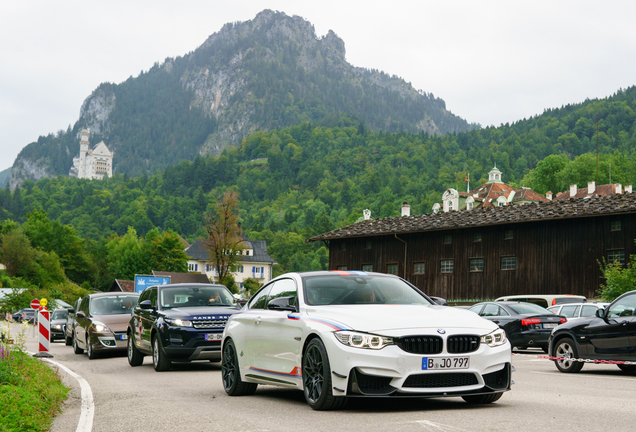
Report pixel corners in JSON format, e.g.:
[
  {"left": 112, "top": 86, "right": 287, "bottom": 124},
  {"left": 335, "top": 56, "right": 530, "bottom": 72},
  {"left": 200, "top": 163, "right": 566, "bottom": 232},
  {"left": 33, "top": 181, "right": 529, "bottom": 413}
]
[{"left": 134, "top": 275, "right": 171, "bottom": 293}]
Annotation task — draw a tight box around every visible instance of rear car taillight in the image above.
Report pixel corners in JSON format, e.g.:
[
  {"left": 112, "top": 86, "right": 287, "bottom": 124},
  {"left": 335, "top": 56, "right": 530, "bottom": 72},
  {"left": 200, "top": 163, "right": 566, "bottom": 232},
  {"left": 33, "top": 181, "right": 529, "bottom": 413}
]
[
  {"left": 521, "top": 318, "right": 541, "bottom": 326},
  {"left": 560, "top": 318, "right": 567, "bottom": 324}
]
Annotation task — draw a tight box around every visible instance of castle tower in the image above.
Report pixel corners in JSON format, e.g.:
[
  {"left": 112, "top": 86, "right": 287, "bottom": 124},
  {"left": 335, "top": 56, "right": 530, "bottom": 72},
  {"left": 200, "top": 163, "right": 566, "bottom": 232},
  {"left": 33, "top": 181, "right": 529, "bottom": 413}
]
[{"left": 78, "top": 129, "right": 90, "bottom": 179}]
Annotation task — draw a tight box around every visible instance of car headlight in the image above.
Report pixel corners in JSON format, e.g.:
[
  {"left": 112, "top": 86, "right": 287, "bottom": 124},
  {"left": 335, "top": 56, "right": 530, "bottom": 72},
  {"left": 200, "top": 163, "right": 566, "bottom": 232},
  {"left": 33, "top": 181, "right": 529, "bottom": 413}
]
[
  {"left": 481, "top": 328, "right": 507, "bottom": 347},
  {"left": 53, "top": 324, "right": 62, "bottom": 330},
  {"left": 91, "top": 321, "right": 111, "bottom": 333},
  {"left": 334, "top": 331, "right": 394, "bottom": 350},
  {"left": 165, "top": 318, "right": 193, "bottom": 328}
]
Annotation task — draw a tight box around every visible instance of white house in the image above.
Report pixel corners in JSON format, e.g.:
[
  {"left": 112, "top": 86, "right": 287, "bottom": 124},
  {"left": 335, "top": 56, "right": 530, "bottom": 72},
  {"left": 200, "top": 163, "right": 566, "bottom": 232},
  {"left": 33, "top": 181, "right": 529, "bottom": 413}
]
[{"left": 185, "top": 239, "right": 277, "bottom": 291}]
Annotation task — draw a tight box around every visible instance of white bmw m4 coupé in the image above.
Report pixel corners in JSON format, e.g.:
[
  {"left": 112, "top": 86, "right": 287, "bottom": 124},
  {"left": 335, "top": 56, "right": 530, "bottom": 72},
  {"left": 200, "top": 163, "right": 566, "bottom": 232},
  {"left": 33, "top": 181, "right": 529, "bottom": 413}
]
[{"left": 221, "top": 271, "right": 511, "bottom": 410}]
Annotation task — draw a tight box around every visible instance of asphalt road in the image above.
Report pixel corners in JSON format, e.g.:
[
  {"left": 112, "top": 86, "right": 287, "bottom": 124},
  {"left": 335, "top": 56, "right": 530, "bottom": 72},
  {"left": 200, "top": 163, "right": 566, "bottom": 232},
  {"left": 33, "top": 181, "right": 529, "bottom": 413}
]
[{"left": 14, "top": 323, "right": 636, "bottom": 432}]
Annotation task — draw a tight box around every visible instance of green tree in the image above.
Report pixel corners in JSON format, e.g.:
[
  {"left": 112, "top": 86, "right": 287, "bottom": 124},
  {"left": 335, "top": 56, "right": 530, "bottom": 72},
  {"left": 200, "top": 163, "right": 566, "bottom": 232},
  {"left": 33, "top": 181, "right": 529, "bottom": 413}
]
[
  {"left": 598, "top": 240, "right": 636, "bottom": 301},
  {"left": 146, "top": 229, "right": 188, "bottom": 273}
]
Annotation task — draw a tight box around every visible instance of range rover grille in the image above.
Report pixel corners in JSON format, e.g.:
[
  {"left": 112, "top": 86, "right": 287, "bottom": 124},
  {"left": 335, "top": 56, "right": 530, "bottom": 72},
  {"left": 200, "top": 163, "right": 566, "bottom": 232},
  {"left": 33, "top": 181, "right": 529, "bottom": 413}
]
[
  {"left": 193, "top": 319, "right": 228, "bottom": 329},
  {"left": 396, "top": 336, "right": 443, "bottom": 354},
  {"left": 447, "top": 335, "right": 480, "bottom": 353}
]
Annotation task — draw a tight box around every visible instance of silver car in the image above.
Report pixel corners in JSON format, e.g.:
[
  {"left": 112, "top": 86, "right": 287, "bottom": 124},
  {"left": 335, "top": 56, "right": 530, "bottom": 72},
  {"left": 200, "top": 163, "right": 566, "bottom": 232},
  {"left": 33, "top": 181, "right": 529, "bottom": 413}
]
[{"left": 547, "top": 302, "right": 609, "bottom": 322}]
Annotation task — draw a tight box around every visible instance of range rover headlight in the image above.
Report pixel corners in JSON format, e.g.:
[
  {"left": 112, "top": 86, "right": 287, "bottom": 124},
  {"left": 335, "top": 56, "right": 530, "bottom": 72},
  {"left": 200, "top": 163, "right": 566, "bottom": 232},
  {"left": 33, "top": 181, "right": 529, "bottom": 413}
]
[
  {"left": 481, "top": 328, "right": 507, "bottom": 347},
  {"left": 91, "top": 321, "right": 111, "bottom": 333},
  {"left": 165, "top": 318, "right": 193, "bottom": 328},
  {"left": 334, "top": 331, "right": 394, "bottom": 350}
]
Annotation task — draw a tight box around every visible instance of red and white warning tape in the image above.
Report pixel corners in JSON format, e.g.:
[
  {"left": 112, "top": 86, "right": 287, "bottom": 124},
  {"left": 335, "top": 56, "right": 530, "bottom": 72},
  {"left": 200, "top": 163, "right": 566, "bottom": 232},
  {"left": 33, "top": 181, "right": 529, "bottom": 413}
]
[{"left": 537, "top": 355, "right": 636, "bottom": 366}]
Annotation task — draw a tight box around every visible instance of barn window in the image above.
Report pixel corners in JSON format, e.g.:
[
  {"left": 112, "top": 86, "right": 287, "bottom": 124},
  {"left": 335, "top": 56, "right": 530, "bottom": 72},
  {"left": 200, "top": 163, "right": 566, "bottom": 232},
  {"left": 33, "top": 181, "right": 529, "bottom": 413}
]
[
  {"left": 607, "top": 250, "right": 625, "bottom": 265},
  {"left": 386, "top": 263, "right": 399, "bottom": 275},
  {"left": 473, "top": 233, "right": 482, "bottom": 242},
  {"left": 339, "top": 243, "right": 346, "bottom": 251},
  {"left": 504, "top": 230, "right": 514, "bottom": 240},
  {"left": 469, "top": 258, "right": 484, "bottom": 272},
  {"left": 440, "top": 260, "right": 454, "bottom": 273},
  {"left": 364, "top": 240, "right": 372, "bottom": 250},
  {"left": 413, "top": 262, "right": 425, "bottom": 274},
  {"left": 611, "top": 221, "right": 622, "bottom": 231},
  {"left": 443, "top": 235, "right": 452, "bottom": 244},
  {"left": 501, "top": 256, "right": 516, "bottom": 270},
  {"left": 362, "top": 264, "right": 373, "bottom": 272}
]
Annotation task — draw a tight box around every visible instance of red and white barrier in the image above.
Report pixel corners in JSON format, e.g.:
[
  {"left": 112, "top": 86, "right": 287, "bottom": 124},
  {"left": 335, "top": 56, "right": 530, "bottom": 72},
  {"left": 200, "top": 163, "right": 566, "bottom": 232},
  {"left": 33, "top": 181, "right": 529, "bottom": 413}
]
[{"left": 34, "top": 309, "right": 54, "bottom": 358}]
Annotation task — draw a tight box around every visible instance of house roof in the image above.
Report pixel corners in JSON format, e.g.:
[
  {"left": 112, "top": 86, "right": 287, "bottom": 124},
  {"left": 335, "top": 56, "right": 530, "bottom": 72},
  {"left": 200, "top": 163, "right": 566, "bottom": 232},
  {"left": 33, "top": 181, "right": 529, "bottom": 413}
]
[
  {"left": 109, "top": 279, "right": 135, "bottom": 292},
  {"left": 152, "top": 271, "right": 209, "bottom": 284},
  {"left": 309, "top": 192, "right": 636, "bottom": 241},
  {"left": 554, "top": 183, "right": 624, "bottom": 200},
  {"left": 466, "top": 182, "right": 549, "bottom": 209},
  {"left": 185, "top": 239, "right": 277, "bottom": 264}
]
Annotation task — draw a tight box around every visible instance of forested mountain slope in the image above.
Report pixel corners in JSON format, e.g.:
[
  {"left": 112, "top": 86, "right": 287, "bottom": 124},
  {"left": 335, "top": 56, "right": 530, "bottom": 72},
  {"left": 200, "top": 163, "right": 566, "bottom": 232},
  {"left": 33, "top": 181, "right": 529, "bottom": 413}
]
[
  {"left": 9, "top": 9, "right": 473, "bottom": 190},
  {"left": 1, "top": 86, "right": 635, "bottom": 283}
]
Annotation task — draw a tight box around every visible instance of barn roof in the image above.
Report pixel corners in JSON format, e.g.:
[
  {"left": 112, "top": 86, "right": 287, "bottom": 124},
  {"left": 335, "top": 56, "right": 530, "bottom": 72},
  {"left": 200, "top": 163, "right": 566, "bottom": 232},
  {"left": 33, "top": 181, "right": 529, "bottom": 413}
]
[{"left": 309, "top": 192, "right": 636, "bottom": 241}]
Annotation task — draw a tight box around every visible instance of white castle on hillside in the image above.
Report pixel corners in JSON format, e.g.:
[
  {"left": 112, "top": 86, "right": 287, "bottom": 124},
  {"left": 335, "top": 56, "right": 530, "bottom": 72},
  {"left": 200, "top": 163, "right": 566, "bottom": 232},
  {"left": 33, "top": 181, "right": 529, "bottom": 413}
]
[{"left": 69, "top": 129, "right": 114, "bottom": 180}]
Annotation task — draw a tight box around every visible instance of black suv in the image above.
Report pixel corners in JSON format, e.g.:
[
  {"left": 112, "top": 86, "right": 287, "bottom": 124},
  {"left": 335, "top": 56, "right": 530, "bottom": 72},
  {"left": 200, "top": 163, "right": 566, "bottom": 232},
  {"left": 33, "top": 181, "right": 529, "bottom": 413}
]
[
  {"left": 127, "top": 283, "right": 239, "bottom": 371},
  {"left": 549, "top": 289, "right": 636, "bottom": 373}
]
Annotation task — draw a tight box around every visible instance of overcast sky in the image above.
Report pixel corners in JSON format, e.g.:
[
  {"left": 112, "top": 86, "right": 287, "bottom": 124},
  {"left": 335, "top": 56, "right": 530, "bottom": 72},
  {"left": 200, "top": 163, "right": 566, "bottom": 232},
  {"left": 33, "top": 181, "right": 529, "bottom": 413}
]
[{"left": 2, "top": 1, "right": 636, "bottom": 172}]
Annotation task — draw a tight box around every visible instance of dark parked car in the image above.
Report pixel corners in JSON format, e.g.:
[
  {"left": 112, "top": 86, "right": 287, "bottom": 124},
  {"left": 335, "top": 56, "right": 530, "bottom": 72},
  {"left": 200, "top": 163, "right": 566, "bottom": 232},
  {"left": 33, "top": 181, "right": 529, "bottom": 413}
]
[
  {"left": 72, "top": 292, "right": 139, "bottom": 359},
  {"left": 549, "top": 289, "right": 636, "bottom": 373},
  {"left": 50, "top": 308, "right": 69, "bottom": 341},
  {"left": 127, "top": 283, "right": 240, "bottom": 371},
  {"left": 65, "top": 298, "right": 82, "bottom": 346},
  {"left": 12, "top": 308, "right": 36, "bottom": 323},
  {"left": 468, "top": 301, "right": 567, "bottom": 352}
]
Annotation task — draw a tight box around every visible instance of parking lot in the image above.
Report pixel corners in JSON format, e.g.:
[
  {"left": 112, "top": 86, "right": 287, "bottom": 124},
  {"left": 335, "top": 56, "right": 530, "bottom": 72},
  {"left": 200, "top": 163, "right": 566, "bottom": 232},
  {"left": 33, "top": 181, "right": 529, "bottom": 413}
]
[{"left": 14, "top": 324, "right": 634, "bottom": 432}]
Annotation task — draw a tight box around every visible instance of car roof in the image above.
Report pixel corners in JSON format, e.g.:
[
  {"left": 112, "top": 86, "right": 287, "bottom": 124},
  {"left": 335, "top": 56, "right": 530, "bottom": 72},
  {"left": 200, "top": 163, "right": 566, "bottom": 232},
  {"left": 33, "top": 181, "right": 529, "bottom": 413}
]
[{"left": 88, "top": 292, "right": 139, "bottom": 298}]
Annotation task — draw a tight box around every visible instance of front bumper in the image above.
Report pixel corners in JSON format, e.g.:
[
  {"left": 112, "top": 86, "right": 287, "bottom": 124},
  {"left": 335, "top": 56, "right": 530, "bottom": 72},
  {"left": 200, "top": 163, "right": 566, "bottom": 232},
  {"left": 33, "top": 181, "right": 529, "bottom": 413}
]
[
  {"left": 323, "top": 334, "right": 512, "bottom": 397},
  {"left": 161, "top": 326, "right": 224, "bottom": 361}
]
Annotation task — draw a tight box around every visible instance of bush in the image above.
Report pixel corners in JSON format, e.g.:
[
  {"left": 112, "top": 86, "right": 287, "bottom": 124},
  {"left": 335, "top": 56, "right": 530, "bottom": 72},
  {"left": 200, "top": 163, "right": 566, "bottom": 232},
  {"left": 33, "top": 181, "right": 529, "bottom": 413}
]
[{"left": 598, "top": 250, "right": 636, "bottom": 302}]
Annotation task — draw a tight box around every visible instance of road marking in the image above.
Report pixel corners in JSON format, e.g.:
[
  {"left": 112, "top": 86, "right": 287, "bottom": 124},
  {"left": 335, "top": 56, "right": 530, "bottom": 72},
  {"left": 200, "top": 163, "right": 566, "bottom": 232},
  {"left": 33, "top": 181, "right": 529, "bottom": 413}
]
[
  {"left": 530, "top": 371, "right": 636, "bottom": 382},
  {"left": 407, "top": 420, "right": 469, "bottom": 431},
  {"left": 29, "top": 352, "right": 94, "bottom": 432}
]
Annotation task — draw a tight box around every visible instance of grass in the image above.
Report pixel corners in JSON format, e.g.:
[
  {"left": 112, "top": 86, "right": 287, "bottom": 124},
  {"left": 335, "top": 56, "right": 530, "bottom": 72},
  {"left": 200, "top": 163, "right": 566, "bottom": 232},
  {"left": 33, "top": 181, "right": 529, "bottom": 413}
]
[{"left": 0, "top": 325, "right": 70, "bottom": 432}]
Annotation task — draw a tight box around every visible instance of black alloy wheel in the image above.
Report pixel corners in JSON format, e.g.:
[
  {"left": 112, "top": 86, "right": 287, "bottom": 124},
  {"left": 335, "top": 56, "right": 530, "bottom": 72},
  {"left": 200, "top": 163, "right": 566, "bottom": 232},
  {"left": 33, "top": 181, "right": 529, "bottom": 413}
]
[
  {"left": 221, "top": 339, "right": 257, "bottom": 396},
  {"left": 554, "top": 338, "right": 584, "bottom": 373},
  {"left": 152, "top": 335, "right": 171, "bottom": 372},
  {"left": 462, "top": 392, "right": 503, "bottom": 404},
  {"left": 73, "top": 333, "right": 84, "bottom": 354},
  {"left": 127, "top": 334, "right": 144, "bottom": 366},
  {"left": 302, "top": 338, "right": 346, "bottom": 410},
  {"left": 86, "top": 334, "right": 98, "bottom": 360}
]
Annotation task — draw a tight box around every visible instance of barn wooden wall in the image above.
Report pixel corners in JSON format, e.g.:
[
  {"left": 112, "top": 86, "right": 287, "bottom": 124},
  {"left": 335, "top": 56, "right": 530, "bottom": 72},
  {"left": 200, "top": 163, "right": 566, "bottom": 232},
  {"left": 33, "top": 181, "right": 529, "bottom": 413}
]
[{"left": 326, "top": 213, "right": 635, "bottom": 300}]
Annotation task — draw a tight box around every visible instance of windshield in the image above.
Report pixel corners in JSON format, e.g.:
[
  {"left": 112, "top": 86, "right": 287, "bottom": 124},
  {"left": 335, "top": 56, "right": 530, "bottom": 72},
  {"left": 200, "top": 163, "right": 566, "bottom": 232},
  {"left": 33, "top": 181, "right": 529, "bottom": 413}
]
[
  {"left": 51, "top": 309, "right": 68, "bottom": 320},
  {"left": 508, "top": 302, "right": 552, "bottom": 315},
  {"left": 303, "top": 275, "right": 431, "bottom": 306},
  {"left": 90, "top": 295, "right": 138, "bottom": 315},
  {"left": 160, "top": 286, "right": 234, "bottom": 309}
]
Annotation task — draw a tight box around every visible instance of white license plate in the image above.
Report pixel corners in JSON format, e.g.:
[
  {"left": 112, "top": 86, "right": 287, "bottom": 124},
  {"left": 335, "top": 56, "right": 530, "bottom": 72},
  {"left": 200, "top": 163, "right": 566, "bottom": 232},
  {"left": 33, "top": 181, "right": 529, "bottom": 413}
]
[
  {"left": 422, "top": 357, "right": 470, "bottom": 370},
  {"left": 119, "top": 334, "right": 128, "bottom": 340},
  {"left": 205, "top": 333, "right": 222, "bottom": 341},
  {"left": 543, "top": 323, "right": 558, "bottom": 329}
]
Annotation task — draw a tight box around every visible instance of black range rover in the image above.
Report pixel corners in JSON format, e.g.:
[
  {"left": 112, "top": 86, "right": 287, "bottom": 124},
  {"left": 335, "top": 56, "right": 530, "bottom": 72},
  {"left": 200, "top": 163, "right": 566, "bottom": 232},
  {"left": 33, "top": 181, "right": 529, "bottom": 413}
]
[{"left": 127, "top": 283, "right": 240, "bottom": 371}]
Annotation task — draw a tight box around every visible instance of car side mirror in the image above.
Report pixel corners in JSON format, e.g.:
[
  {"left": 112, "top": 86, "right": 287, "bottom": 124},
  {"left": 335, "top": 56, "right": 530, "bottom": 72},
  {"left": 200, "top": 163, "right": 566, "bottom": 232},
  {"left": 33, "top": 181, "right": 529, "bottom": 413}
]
[
  {"left": 237, "top": 299, "right": 248, "bottom": 307},
  {"left": 139, "top": 300, "right": 153, "bottom": 310},
  {"left": 68, "top": 308, "right": 75, "bottom": 314},
  {"left": 76, "top": 311, "right": 85, "bottom": 319},
  {"left": 267, "top": 296, "right": 297, "bottom": 312},
  {"left": 430, "top": 296, "right": 448, "bottom": 306},
  {"left": 595, "top": 308, "right": 605, "bottom": 319}
]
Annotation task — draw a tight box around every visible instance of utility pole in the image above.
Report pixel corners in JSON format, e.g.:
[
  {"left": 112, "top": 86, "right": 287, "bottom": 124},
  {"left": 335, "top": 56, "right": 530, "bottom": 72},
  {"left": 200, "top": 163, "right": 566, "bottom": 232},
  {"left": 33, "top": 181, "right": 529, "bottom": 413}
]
[{"left": 596, "top": 113, "right": 599, "bottom": 184}]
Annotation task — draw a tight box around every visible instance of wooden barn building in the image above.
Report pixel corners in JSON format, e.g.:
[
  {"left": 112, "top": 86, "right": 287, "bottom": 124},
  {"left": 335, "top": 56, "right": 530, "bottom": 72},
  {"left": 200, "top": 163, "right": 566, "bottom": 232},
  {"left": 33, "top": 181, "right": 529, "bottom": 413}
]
[{"left": 309, "top": 192, "right": 636, "bottom": 300}]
